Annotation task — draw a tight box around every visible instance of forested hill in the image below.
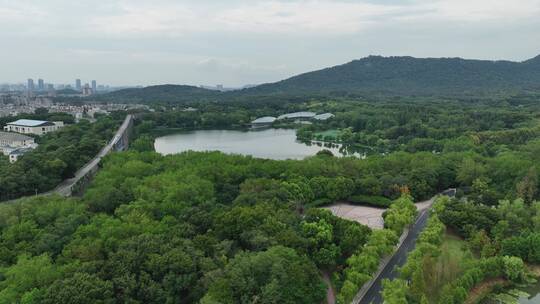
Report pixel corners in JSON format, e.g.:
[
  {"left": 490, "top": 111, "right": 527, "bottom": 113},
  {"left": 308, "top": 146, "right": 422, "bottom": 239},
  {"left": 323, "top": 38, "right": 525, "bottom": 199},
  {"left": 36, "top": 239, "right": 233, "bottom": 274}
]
[
  {"left": 524, "top": 54, "right": 540, "bottom": 65},
  {"left": 94, "top": 55, "right": 540, "bottom": 103},
  {"left": 245, "top": 55, "right": 540, "bottom": 96},
  {"left": 95, "top": 84, "right": 221, "bottom": 103}
]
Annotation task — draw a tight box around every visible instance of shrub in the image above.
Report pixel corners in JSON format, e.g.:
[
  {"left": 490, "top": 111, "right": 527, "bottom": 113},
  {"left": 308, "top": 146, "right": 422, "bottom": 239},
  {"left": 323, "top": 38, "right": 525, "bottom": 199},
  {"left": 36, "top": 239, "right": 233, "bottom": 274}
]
[
  {"left": 349, "top": 195, "right": 392, "bottom": 208},
  {"left": 337, "top": 229, "right": 399, "bottom": 303},
  {"left": 383, "top": 196, "right": 447, "bottom": 303},
  {"left": 309, "top": 198, "right": 332, "bottom": 207},
  {"left": 437, "top": 257, "right": 512, "bottom": 304},
  {"left": 501, "top": 232, "right": 540, "bottom": 264}
]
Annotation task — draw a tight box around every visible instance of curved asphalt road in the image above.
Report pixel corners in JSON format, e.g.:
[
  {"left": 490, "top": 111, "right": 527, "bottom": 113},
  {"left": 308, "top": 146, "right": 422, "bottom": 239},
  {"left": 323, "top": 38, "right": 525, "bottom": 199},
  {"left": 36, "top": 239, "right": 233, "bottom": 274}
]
[
  {"left": 359, "top": 207, "right": 432, "bottom": 304},
  {"left": 53, "top": 114, "right": 133, "bottom": 196},
  {"left": 1, "top": 115, "right": 133, "bottom": 204}
]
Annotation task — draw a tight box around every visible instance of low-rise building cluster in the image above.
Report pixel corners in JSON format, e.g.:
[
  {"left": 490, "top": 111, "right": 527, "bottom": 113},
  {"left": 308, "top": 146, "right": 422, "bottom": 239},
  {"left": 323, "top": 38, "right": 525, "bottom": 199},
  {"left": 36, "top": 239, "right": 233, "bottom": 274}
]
[
  {"left": 1, "top": 118, "right": 66, "bottom": 163},
  {"left": 1, "top": 94, "right": 149, "bottom": 120}
]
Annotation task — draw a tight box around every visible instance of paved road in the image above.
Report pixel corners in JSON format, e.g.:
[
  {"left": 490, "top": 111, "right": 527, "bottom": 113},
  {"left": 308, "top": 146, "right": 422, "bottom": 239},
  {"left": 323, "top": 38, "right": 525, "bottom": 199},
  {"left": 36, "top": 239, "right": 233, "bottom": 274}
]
[
  {"left": 1, "top": 115, "right": 133, "bottom": 204},
  {"left": 322, "top": 271, "right": 336, "bottom": 304},
  {"left": 53, "top": 114, "right": 133, "bottom": 196},
  {"left": 359, "top": 206, "right": 432, "bottom": 304}
]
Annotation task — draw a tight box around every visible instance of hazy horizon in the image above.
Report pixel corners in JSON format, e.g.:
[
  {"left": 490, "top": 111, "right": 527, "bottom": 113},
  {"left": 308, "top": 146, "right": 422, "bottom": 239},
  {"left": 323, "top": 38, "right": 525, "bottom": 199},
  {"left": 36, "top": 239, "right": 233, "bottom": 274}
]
[{"left": 2, "top": 0, "right": 540, "bottom": 86}]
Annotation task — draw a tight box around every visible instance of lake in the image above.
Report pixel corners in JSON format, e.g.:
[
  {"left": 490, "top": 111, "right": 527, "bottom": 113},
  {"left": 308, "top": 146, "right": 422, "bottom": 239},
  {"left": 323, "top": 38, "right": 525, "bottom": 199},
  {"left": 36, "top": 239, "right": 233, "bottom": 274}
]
[{"left": 154, "top": 129, "right": 360, "bottom": 160}]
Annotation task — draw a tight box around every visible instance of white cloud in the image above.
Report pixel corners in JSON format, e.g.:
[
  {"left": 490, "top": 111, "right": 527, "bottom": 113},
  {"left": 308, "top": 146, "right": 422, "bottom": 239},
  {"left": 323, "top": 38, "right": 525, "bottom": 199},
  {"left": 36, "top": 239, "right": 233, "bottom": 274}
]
[
  {"left": 84, "top": 0, "right": 540, "bottom": 37},
  {"left": 0, "top": 2, "right": 48, "bottom": 33},
  {"left": 197, "top": 57, "right": 287, "bottom": 73},
  {"left": 213, "top": 1, "right": 402, "bottom": 34},
  {"left": 1, "top": 0, "right": 539, "bottom": 85},
  {"left": 89, "top": 3, "right": 200, "bottom": 36},
  {"left": 425, "top": 0, "right": 540, "bottom": 21},
  {"left": 2, "top": 0, "right": 540, "bottom": 37}
]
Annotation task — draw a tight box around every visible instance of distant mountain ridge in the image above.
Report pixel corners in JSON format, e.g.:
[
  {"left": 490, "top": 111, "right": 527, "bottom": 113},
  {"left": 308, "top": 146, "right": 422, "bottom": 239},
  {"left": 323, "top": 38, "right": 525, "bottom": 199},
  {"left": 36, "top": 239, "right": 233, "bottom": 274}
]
[
  {"left": 98, "top": 55, "right": 540, "bottom": 103},
  {"left": 245, "top": 55, "right": 540, "bottom": 95},
  {"left": 524, "top": 55, "right": 540, "bottom": 65},
  {"left": 96, "top": 84, "right": 220, "bottom": 103}
]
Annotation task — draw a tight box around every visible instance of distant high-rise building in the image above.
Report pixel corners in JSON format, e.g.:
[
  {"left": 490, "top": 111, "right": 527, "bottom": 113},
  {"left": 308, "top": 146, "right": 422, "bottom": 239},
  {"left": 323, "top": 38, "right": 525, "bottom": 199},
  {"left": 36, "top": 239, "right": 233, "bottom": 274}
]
[
  {"left": 38, "top": 79, "right": 44, "bottom": 91},
  {"left": 216, "top": 84, "right": 224, "bottom": 91},
  {"left": 82, "top": 83, "right": 93, "bottom": 96},
  {"left": 47, "top": 84, "right": 57, "bottom": 97},
  {"left": 27, "top": 79, "right": 35, "bottom": 91},
  {"left": 75, "top": 79, "right": 82, "bottom": 90},
  {"left": 91, "top": 80, "right": 97, "bottom": 92}
]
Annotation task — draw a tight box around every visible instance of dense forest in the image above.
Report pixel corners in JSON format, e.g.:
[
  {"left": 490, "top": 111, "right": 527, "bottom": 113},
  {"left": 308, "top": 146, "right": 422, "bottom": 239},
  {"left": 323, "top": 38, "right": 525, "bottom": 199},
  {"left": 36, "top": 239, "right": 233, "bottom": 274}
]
[
  {"left": 295, "top": 98, "right": 540, "bottom": 156},
  {"left": 133, "top": 97, "right": 540, "bottom": 205},
  {"left": 0, "top": 94, "right": 538, "bottom": 303},
  {"left": 0, "top": 151, "right": 383, "bottom": 303},
  {"left": 0, "top": 150, "right": 480, "bottom": 303},
  {"left": 0, "top": 143, "right": 537, "bottom": 303}
]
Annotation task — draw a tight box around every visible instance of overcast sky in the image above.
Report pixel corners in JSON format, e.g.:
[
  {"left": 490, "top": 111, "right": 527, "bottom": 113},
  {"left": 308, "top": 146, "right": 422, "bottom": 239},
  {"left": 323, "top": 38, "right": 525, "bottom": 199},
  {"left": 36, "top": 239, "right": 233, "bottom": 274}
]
[{"left": 1, "top": 0, "right": 540, "bottom": 87}]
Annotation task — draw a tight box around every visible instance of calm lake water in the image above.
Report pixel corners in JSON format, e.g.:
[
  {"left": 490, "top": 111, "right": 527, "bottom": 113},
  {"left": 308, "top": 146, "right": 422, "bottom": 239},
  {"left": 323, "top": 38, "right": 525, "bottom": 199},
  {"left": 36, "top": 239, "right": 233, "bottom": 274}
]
[{"left": 154, "top": 129, "right": 359, "bottom": 160}]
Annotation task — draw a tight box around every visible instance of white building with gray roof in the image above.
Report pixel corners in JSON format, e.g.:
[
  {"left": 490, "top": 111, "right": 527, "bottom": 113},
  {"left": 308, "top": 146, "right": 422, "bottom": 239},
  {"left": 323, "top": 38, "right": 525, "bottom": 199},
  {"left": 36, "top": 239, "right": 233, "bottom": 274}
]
[
  {"left": 0, "top": 131, "right": 38, "bottom": 163},
  {"left": 251, "top": 116, "right": 276, "bottom": 128},
  {"left": 277, "top": 112, "right": 317, "bottom": 120},
  {"left": 8, "top": 147, "right": 34, "bottom": 163},
  {"left": 3, "top": 119, "right": 64, "bottom": 135},
  {"left": 0, "top": 131, "right": 35, "bottom": 148},
  {"left": 313, "top": 113, "right": 335, "bottom": 121}
]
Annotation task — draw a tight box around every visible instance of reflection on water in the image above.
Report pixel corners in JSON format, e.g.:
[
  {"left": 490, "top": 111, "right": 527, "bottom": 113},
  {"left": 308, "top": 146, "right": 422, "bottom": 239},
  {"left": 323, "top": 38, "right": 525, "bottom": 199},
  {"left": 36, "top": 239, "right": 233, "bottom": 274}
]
[
  {"left": 154, "top": 129, "right": 366, "bottom": 160},
  {"left": 482, "top": 281, "right": 540, "bottom": 304},
  {"left": 517, "top": 282, "right": 540, "bottom": 304}
]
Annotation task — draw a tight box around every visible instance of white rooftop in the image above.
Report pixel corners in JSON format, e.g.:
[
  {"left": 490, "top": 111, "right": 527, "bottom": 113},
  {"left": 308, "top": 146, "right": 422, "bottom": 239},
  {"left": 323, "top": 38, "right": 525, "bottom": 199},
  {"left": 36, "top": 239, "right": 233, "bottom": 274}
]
[
  {"left": 7, "top": 119, "right": 52, "bottom": 127},
  {"left": 252, "top": 116, "right": 277, "bottom": 124},
  {"left": 277, "top": 112, "right": 317, "bottom": 120},
  {"left": 314, "top": 113, "right": 335, "bottom": 120}
]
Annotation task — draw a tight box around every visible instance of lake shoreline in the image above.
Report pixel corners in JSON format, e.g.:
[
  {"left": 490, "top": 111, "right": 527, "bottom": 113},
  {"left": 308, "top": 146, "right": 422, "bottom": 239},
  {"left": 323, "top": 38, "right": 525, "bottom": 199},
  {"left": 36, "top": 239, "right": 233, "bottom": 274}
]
[
  {"left": 478, "top": 264, "right": 540, "bottom": 303},
  {"left": 154, "top": 128, "right": 361, "bottom": 160}
]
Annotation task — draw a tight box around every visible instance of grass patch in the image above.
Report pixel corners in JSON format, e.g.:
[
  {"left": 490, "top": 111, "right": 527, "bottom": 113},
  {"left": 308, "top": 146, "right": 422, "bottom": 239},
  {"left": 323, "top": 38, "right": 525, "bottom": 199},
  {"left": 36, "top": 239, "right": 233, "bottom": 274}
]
[{"left": 425, "top": 231, "right": 476, "bottom": 302}]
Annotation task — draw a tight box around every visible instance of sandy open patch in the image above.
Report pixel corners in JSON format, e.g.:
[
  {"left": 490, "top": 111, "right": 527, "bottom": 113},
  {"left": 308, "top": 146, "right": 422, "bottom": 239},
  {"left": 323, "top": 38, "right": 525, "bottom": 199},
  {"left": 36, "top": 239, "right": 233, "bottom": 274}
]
[
  {"left": 323, "top": 198, "right": 433, "bottom": 229},
  {"left": 323, "top": 203, "right": 386, "bottom": 229}
]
